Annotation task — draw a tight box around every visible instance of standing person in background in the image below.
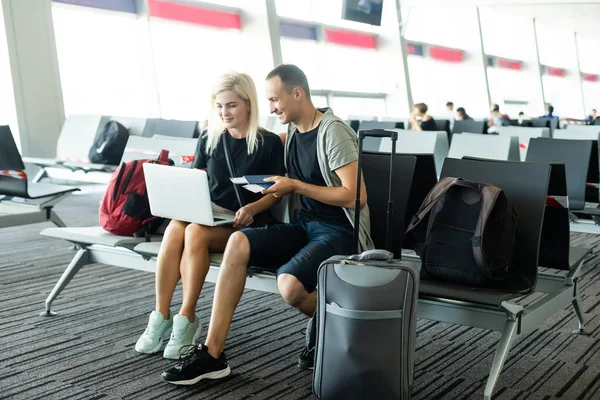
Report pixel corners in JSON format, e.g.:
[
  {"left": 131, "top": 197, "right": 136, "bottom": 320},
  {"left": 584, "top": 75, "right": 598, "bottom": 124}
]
[{"left": 410, "top": 103, "right": 436, "bottom": 131}]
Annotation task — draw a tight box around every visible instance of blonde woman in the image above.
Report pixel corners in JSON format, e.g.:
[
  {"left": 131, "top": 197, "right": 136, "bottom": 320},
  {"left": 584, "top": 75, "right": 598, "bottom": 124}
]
[{"left": 135, "top": 72, "right": 285, "bottom": 359}]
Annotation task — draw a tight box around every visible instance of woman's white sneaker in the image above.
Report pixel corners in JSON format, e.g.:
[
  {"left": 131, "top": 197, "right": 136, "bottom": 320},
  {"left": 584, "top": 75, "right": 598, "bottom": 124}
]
[
  {"left": 163, "top": 314, "right": 202, "bottom": 360},
  {"left": 135, "top": 310, "right": 173, "bottom": 354}
]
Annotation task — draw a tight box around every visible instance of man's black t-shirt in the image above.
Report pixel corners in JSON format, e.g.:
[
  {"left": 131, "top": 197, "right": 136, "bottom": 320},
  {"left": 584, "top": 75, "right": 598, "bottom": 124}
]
[
  {"left": 192, "top": 129, "right": 285, "bottom": 212},
  {"left": 288, "top": 124, "right": 351, "bottom": 228},
  {"left": 420, "top": 118, "right": 436, "bottom": 131}
]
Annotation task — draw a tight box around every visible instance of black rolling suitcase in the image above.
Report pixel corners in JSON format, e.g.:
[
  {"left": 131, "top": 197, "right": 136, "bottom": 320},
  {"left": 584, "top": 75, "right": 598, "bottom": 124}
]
[{"left": 313, "top": 129, "right": 420, "bottom": 400}]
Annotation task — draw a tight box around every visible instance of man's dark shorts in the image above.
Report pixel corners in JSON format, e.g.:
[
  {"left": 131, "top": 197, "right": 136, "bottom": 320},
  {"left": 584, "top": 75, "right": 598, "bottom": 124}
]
[{"left": 240, "top": 221, "right": 353, "bottom": 293}]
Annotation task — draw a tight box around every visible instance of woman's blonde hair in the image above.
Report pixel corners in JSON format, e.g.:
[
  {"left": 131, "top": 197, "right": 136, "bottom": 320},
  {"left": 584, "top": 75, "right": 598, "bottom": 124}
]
[{"left": 206, "top": 72, "right": 262, "bottom": 155}]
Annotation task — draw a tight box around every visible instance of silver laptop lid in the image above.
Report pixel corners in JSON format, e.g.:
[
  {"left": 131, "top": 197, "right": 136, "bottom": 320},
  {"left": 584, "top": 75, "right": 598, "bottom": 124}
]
[{"left": 143, "top": 163, "right": 216, "bottom": 225}]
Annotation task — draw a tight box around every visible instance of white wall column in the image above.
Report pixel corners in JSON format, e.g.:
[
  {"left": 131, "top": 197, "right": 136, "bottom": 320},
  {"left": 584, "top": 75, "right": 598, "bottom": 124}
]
[
  {"left": 238, "top": 0, "right": 281, "bottom": 94},
  {"left": 0, "top": 0, "right": 19, "bottom": 149},
  {"left": 384, "top": 0, "right": 412, "bottom": 117},
  {"left": 532, "top": 18, "right": 547, "bottom": 110},
  {"left": 574, "top": 32, "right": 587, "bottom": 116},
  {"left": 2, "top": 0, "right": 65, "bottom": 157},
  {"left": 476, "top": 7, "right": 491, "bottom": 109},
  {"left": 137, "top": 0, "right": 161, "bottom": 117},
  {"left": 265, "top": 0, "right": 282, "bottom": 67}
]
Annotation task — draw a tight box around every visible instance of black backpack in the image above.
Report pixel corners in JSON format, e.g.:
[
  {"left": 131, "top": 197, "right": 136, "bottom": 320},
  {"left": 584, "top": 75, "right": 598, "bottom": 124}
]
[
  {"left": 406, "top": 177, "right": 519, "bottom": 286},
  {"left": 89, "top": 121, "right": 129, "bottom": 165}
]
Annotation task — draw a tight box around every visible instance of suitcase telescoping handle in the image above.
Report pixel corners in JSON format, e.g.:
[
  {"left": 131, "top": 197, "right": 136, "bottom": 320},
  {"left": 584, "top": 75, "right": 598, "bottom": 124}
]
[{"left": 353, "top": 129, "right": 398, "bottom": 254}]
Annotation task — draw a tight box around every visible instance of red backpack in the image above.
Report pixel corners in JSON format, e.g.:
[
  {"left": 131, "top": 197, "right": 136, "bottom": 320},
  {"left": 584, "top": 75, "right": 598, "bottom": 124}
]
[{"left": 99, "top": 150, "right": 170, "bottom": 236}]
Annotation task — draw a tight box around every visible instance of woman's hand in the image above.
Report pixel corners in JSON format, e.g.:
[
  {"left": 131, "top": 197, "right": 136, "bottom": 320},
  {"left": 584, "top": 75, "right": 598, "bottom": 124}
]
[{"left": 234, "top": 206, "right": 255, "bottom": 228}]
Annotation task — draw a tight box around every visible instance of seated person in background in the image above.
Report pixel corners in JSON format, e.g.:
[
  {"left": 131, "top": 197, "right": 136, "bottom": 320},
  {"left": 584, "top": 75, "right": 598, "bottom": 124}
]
[
  {"left": 539, "top": 105, "right": 559, "bottom": 120},
  {"left": 160, "top": 64, "right": 373, "bottom": 385},
  {"left": 518, "top": 111, "right": 533, "bottom": 127},
  {"left": 586, "top": 109, "right": 597, "bottom": 125},
  {"left": 456, "top": 107, "right": 472, "bottom": 120},
  {"left": 410, "top": 103, "right": 436, "bottom": 131},
  {"left": 487, "top": 104, "right": 508, "bottom": 133},
  {"left": 135, "top": 72, "right": 285, "bottom": 359}
]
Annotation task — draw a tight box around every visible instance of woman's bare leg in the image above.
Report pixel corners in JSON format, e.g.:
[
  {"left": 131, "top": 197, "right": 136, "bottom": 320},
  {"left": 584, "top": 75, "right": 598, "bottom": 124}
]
[
  {"left": 155, "top": 220, "right": 189, "bottom": 318},
  {"left": 178, "top": 224, "right": 235, "bottom": 321}
]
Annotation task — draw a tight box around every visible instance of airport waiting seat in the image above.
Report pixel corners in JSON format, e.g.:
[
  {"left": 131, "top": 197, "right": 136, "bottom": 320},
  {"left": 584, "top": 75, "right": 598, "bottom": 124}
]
[
  {"left": 415, "top": 157, "right": 589, "bottom": 400},
  {"left": 452, "top": 119, "right": 486, "bottom": 135},
  {"left": 23, "top": 115, "right": 110, "bottom": 181},
  {"left": 358, "top": 120, "right": 404, "bottom": 132},
  {"left": 553, "top": 130, "right": 600, "bottom": 142},
  {"left": 25, "top": 116, "right": 198, "bottom": 184},
  {"left": 39, "top": 145, "right": 420, "bottom": 313},
  {"left": 24, "top": 115, "right": 150, "bottom": 184},
  {"left": 359, "top": 150, "right": 418, "bottom": 258},
  {"left": 448, "top": 132, "right": 520, "bottom": 162},
  {"left": 142, "top": 119, "right": 199, "bottom": 139},
  {"left": 497, "top": 126, "right": 550, "bottom": 160},
  {"left": 526, "top": 137, "right": 600, "bottom": 234},
  {"left": 345, "top": 120, "right": 360, "bottom": 133},
  {"left": 376, "top": 129, "right": 448, "bottom": 178},
  {"left": 565, "top": 124, "right": 600, "bottom": 136},
  {"left": 533, "top": 118, "right": 559, "bottom": 136},
  {"left": 0, "top": 126, "right": 79, "bottom": 228},
  {"left": 433, "top": 119, "right": 451, "bottom": 142}
]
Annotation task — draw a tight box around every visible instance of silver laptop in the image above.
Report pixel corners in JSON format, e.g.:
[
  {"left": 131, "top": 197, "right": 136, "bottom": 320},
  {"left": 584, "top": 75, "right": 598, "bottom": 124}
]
[{"left": 143, "top": 163, "right": 235, "bottom": 226}]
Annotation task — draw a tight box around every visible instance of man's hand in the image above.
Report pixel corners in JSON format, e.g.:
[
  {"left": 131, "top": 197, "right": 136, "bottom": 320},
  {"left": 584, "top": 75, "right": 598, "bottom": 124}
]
[
  {"left": 234, "top": 206, "right": 254, "bottom": 228},
  {"left": 262, "top": 176, "right": 298, "bottom": 198}
]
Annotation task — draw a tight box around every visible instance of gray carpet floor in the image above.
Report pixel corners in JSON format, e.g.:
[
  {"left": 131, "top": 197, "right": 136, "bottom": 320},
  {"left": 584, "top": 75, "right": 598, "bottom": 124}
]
[{"left": 1, "top": 192, "right": 600, "bottom": 399}]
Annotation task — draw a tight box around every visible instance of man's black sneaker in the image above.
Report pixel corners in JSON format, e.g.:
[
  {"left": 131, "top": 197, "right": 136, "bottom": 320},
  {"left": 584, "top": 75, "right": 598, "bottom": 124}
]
[
  {"left": 298, "top": 346, "right": 315, "bottom": 370},
  {"left": 298, "top": 311, "right": 317, "bottom": 370},
  {"left": 162, "top": 344, "right": 231, "bottom": 385}
]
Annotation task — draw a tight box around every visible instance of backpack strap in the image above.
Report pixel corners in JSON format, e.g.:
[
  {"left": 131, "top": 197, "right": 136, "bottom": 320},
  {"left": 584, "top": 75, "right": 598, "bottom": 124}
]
[
  {"left": 158, "top": 149, "right": 170, "bottom": 164},
  {"left": 405, "top": 177, "right": 461, "bottom": 233},
  {"left": 471, "top": 184, "right": 503, "bottom": 268},
  {"left": 222, "top": 133, "right": 245, "bottom": 209}
]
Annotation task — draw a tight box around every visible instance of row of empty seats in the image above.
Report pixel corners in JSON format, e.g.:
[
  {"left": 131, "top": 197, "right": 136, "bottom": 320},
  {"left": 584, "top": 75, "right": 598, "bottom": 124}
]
[{"left": 24, "top": 115, "right": 199, "bottom": 184}]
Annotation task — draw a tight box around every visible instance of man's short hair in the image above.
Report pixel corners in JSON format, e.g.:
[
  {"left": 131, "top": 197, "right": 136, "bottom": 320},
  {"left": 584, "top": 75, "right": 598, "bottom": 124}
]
[
  {"left": 548, "top": 105, "right": 554, "bottom": 113},
  {"left": 414, "top": 103, "right": 428, "bottom": 114},
  {"left": 446, "top": 102, "right": 454, "bottom": 107},
  {"left": 266, "top": 64, "right": 311, "bottom": 99},
  {"left": 519, "top": 111, "right": 525, "bottom": 116},
  {"left": 492, "top": 104, "right": 500, "bottom": 112}
]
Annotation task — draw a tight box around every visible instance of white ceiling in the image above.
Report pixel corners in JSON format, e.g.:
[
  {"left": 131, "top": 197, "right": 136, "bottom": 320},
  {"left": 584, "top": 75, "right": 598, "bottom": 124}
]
[{"left": 402, "top": 0, "right": 600, "bottom": 37}]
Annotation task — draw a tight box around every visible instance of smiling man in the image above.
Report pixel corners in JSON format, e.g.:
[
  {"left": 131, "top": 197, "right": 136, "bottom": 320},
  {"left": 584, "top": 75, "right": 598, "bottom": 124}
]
[{"left": 161, "top": 64, "right": 374, "bottom": 386}]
